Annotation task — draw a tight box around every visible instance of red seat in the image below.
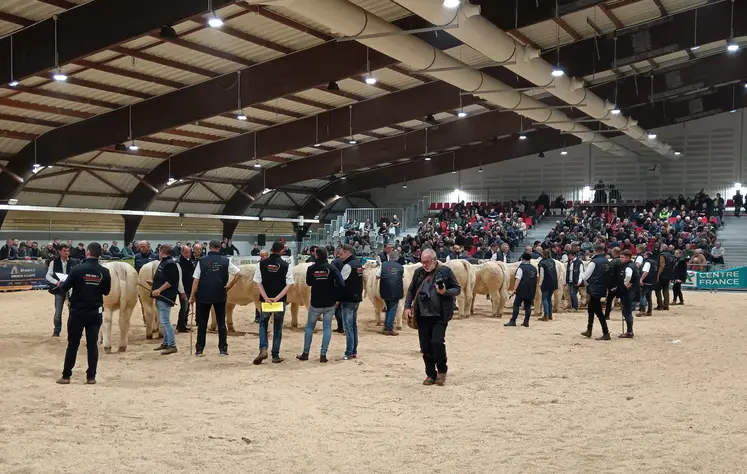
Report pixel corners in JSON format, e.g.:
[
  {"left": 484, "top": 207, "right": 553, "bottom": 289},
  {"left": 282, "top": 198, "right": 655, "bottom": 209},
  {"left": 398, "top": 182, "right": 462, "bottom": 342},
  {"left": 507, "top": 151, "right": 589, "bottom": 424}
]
[
  {"left": 583, "top": 200, "right": 590, "bottom": 204},
  {"left": 441, "top": 222, "right": 447, "bottom": 231},
  {"left": 473, "top": 236, "right": 479, "bottom": 244},
  {"left": 701, "top": 217, "right": 708, "bottom": 224},
  {"left": 567, "top": 200, "right": 573, "bottom": 207},
  {"left": 479, "top": 202, "right": 487, "bottom": 207},
  {"left": 451, "top": 203, "right": 457, "bottom": 209},
  {"left": 537, "top": 205, "right": 544, "bottom": 214},
  {"left": 443, "top": 202, "right": 450, "bottom": 209},
  {"left": 429, "top": 202, "right": 437, "bottom": 210},
  {"left": 525, "top": 217, "right": 533, "bottom": 228},
  {"left": 668, "top": 217, "right": 676, "bottom": 224},
  {"left": 710, "top": 217, "right": 719, "bottom": 224},
  {"left": 472, "top": 201, "right": 478, "bottom": 207},
  {"left": 436, "top": 202, "right": 443, "bottom": 210},
  {"left": 635, "top": 226, "right": 642, "bottom": 233},
  {"left": 727, "top": 199, "right": 735, "bottom": 207}
]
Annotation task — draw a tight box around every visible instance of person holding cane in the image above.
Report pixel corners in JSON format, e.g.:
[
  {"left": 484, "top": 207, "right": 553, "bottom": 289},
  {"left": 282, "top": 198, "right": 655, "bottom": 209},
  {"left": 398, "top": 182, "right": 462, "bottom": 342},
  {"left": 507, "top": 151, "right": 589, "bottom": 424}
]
[{"left": 151, "top": 244, "right": 180, "bottom": 355}]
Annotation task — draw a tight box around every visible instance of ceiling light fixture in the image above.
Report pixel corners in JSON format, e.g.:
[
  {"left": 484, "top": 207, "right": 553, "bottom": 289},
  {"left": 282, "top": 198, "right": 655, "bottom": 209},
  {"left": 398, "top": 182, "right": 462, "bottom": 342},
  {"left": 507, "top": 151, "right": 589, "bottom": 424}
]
[
  {"left": 365, "top": 74, "right": 377, "bottom": 85},
  {"left": 610, "top": 108, "right": 621, "bottom": 115},
  {"left": 208, "top": 16, "right": 224, "bottom": 28},
  {"left": 458, "top": 110, "right": 467, "bottom": 118},
  {"left": 127, "top": 105, "right": 138, "bottom": 151},
  {"left": 52, "top": 16, "right": 66, "bottom": 82},
  {"left": 327, "top": 81, "right": 340, "bottom": 91},
  {"left": 314, "top": 143, "right": 321, "bottom": 147},
  {"left": 348, "top": 139, "right": 357, "bottom": 145},
  {"left": 7, "top": 198, "right": 18, "bottom": 205},
  {"left": 478, "top": 167, "right": 483, "bottom": 173},
  {"left": 314, "top": 215, "right": 320, "bottom": 219},
  {"left": 727, "top": 42, "right": 739, "bottom": 52},
  {"left": 519, "top": 134, "right": 527, "bottom": 140},
  {"left": 53, "top": 71, "right": 67, "bottom": 82},
  {"left": 8, "top": 36, "right": 19, "bottom": 87},
  {"left": 551, "top": 68, "right": 564, "bottom": 77},
  {"left": 647, "top": 132, "right": 657, "bottom": 139},
  {"left": 363, "top": 47, "right": 377, "bottom": 85},
  {"left": 674, "top": 151, "right": 682, "bottom": 156},
  {"left": 443, "top": 0, "right": 460, "bottom": 8},
  {"left": 237, "top": 113, "right": 247, "bottom": 121},
  {"left": 9, "top": 80, "right": 19, "bottom": 87},
  {"left": 166, "top": 178, "right": 176, "bottom": 186},
  {"left": 128, "top": 143, "right": 139, "bottom": 151},
  {"left": 538, "top": 151, "right": 545, "bottom": 158},
  {"left": 424, "top": 156, "right": 431, "bottom": 161},
  {"left": 159, "top": 25, "right": 178, "bottom": 39},
  {"left": 561, "top": 149, "right": 568, "bottom": 155},
  {"left": 456, "top": 88, "right": 467, "bottom": 118},
  {"left": 334, "top": 194, "right": 340, "bottom": 199},
  {"left": 253, "top": 161, "right": 261, "bottom": 168}
]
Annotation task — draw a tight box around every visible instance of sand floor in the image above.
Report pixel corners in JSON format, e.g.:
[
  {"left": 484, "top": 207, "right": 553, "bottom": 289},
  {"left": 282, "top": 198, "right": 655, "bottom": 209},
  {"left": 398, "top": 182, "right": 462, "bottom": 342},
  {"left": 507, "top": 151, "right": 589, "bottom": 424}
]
[{"left": 0, "top": 289, "right": 746, "bottom": 474}]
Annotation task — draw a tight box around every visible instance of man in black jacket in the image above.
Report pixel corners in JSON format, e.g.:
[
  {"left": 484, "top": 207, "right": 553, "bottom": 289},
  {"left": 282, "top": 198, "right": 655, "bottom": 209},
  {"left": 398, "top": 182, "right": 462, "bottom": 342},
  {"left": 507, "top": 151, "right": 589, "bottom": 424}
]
[
  {"left": 297, "top": 247, "right": 344, "bottom": 363},
  {"left": 151, "top": 244, "right": 180, "bottom": 355},
  {"left": 505, "top": 253, "right": 538, "bottom": 327},
  {"left": 604, "top": 247, "right": 622, "bottom": 320},
  {"left": 56, "top": 243, "right": 111, "bottom": 385},
  {"left": 580, "top": 244, "right": 611, "bottom": 340},
  {"left": 566, "top": 250, "right": 582, "bottom": 312},
  {"left": 672, "top": 249, "right": 687, "bottom": 305},
  {"left": 176, "top": 245, "right": 195, "bottom": 333},
  {"left": 617, "top": 250, "right": 638, "bottom": 338},
  {"left": 404, "top": 249, "right": 461, "bottom": 386},
  {"left": 45, "top": 243, "right": 79, "bottom": 337},
  {"left": 377, "top": 250, "right": 404, "bottom": 336},
  {"left": 134, "top": 241, "right": 157, "bottom": 272},
  {"left": 655, "top": 243, "right": 674, "bottom": 310},
  {"left": 70, "top": 242, "right": 86, "bottom": 261},
  {"left": 331, "top": 250, "right": 345, "bottom": 334},
  {"left": 253, "top": 241, "right": 294, "bottom": 364},
  {"left": 339, "top": 244, "right": 363, "bottom": 360}
]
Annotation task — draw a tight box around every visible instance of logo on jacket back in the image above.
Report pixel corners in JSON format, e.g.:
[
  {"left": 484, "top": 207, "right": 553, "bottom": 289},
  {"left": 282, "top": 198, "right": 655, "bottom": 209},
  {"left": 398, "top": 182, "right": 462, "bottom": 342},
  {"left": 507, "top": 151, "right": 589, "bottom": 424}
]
[
  {"left": 356, "top": 268, "right": 364, "bottom": 276},
  {"left": 267, "top": 264, "right": 280, "bottom": 273},
  {"left": 313, "top": 269, "right": 329, "bottom": 280}
]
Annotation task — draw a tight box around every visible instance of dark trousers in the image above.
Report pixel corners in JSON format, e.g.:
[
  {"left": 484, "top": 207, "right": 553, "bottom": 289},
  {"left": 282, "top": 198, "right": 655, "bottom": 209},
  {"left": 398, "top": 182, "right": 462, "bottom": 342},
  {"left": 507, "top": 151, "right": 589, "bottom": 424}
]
[
  {"left": 641, "top": 285, "right": 653, "bottom": 313},
  {"left": 604, "top": 288, "right": 616, "bottom": 318},
  {"left": 587, "top": 295, "right": 609, "bottom": 334},
  {"left": 619, "top": 289, "right": 633, "bottom": 334},
  {"left": 196, "top": 302, "right": 227, "bottom": 353},
  {"left": 417, "top": 317, "right": 448, "bottom": 379},
  {"left": 62, "top": 312, "right": 101, "bottom": 380},
  {"left": 510, "top": 297, "right": 533, "bottom": 325},
  {"left": 177, "top": 296, "right": 189, "bottom": 330},
  {"left": 672, "top": 281, "right": 684, "bottom": 303},
  {"left": 655, "top": 279, "right": 670, "bottom": 309}
]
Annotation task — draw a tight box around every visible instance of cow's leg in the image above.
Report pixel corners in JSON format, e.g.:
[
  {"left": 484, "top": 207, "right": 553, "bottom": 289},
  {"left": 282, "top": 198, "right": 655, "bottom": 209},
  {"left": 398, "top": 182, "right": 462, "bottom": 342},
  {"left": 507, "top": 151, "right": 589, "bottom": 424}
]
[
  {"left": 495, "top": 289, "right": 507, "bottom": 318},
  {"left": 155, "top": 304, "right": 163, "bottom": 338},
  {"left": 117, "top": 308, "right": 131, "bottom": 352},
  {"left": 101, "top": 308, "right": 113, "bottom": 354},
  {"left": 553, "top": 287, "right": 562, "bottom": 313},
  {"left": 226, "top": 303, "right": 236, "bottom": 332},
  {"left": 290, "top": 303, "right": 299, "bottom": 328},
  {"left": 394, "top": 301, "right": 403, "bottom": 330},
  {"left": 208, "top": 307, "right": 217, "bottom": 332},
  {"left": 374, "top": 300, "right": 384, "bottom": 326},
  {"left": 470, "top": 292, "right": 476, "bottom": 315},
  {"left": 141, "top": 297, "right": 154, "bottom": 339}
]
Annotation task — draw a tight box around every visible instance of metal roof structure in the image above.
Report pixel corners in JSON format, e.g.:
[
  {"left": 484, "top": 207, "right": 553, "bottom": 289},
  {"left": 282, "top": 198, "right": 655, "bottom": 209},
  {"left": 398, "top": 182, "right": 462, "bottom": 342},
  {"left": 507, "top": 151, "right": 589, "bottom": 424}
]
[{"left": 0, "top": 0, "right": 745, "bottom": 241}]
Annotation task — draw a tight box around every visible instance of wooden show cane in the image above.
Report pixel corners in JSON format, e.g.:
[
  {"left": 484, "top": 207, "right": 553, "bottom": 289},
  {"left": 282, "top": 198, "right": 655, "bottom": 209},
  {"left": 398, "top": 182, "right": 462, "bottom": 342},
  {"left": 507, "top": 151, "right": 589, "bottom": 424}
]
[{"left": 189, "top": 301, "right": 195, "bottom": 355}]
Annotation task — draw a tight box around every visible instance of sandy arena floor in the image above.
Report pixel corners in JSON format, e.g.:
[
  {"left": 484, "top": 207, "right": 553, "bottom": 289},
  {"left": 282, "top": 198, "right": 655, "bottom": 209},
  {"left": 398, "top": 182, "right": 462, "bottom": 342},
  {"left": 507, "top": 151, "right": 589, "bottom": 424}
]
[{"left": 0, "top": 290, "right": 746, "bottom": 474}]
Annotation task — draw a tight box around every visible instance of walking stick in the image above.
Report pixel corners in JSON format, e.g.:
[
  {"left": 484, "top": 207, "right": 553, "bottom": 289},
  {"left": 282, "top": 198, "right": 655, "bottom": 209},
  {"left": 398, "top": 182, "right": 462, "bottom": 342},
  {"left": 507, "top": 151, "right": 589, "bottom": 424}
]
[{"left": 189, "top": 302, "right": 195, "bottom": 355}]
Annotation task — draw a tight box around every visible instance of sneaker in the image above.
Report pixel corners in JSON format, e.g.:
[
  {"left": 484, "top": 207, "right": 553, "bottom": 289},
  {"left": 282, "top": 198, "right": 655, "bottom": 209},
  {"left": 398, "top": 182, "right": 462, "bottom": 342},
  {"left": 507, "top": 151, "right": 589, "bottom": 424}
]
[
  {"left": 435, "top": 373, "right": 447, "bottom": 386},
  {"left": 271, "top": 357, "right": 284, "bottom": 364},
  {"left": 336, "top": 355, "right": 354, "bottom": 361},
  {"left": 86, "top": 379, "right": 96, "bottom": 385},
  {"left": 297, "top": 353, "right": 309, "bottom": 361},
  {"left": 320, "top": 355, "right": 328, "bottom": 363},
  {"left": 504, "top": 321, "right": 516, "bottom": 327},
  {"left": 423, "top": 377, "right": 435, "bottom": 386},
  {"left": 219, "top": 350, "right": 229, "bottom": 357},
  {"left": 176, "top": 327, "right": 189, "bottom": 333},
  {"left": 153, "top": 344, "right": 168, "bottom": 351},
  {"left": 596, "top": 333, "right": 611, "bottom": 341},
  {"left": 56, "top": 377, "right": 70, "bottom": 385},
  {"left": 161, "top": 346, "right": 178, "bottom": 355},
  {"left": 351, "top": 353, "right": 357, "bottom": 359}
]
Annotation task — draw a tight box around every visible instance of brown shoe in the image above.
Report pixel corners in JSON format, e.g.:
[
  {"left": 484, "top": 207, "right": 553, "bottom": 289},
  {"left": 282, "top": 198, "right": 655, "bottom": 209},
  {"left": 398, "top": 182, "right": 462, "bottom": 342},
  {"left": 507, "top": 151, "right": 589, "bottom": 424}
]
[
  {"left": 320, "top": 355, "right": 328, "bottom": 363},
  {"left": 435, "top": 373, "right": 447, "bottom": 386},
  {"left": 618, "top": 333, "right": 634, "bottom": 338},
  {"left": 271, "top": 357, "right": 285, "bottom": 364},
  {"left": 423, "top": 377, "right": 435, "bottom": 386},
  {"left": 596, "top": 333, "right": 611, "bottom": 341},
  {"left": 538, "top": 316, "right": 550, "bottom": 322},
  {"left": 580, "top": 330, "right": 592, "bottom": 338},
  {"left": 635, "top": 312, "right": 644, "bottom": 318},
  {"left": 160, "top": 346, "right": 178, "bottom": 355},
  {"left": 645, "top": 311, "right": 652, "bottom": 316},
  {"left": 253, "top": 349, "right": 268, "bottom": 365},
  {"left": 86, "top": 379, "right": 97, "bottom": 385},
  {"left": 153, "top": 344, "right": 168, "bottom": 351},
  {"left": 384, "top": 329, "right": 399, "bottom": 336},
  {"left": 56, "top": 377, "right": 70, "bottom": 385}
]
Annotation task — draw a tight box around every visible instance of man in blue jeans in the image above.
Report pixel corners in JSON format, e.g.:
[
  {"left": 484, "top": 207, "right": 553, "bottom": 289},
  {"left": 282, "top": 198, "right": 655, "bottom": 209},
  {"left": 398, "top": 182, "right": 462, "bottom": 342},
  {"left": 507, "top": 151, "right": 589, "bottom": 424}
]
[
  {"left": 538, "top": 250, "right": 557, "bottom": 321},
  {"left": 377, "top": 250, "right": 404, "bottom": 336},
  {"left": 253, "top": 241, "right": 294, "bottom": 364},
  {"left": 298, "top": 247, "right": 344, "bottom": 363},
  {"left": 151, "top": 244, "right": 180, "bottom": 355},
  {"left": 505, "top": 253, "right": 537, "bottom": 328},
  {"left": 338, "top": 244, "right": 363, "bottom": 360},
  {"left": 566, "top": 250, "right": 582, "bottom": 312},
  {"left": 45, "top": 243, "right": 79, "bottom": 337}
]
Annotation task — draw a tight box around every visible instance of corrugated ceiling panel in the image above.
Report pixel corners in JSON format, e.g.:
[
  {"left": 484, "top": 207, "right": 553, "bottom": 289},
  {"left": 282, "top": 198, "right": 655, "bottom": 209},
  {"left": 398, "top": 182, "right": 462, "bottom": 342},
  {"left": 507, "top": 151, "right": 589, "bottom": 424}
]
[
  {"left": 2, "top": 0, "right": 61, "bottom": 21},
  {"left": 26, "top": 172, "right": 76, "bottom": 191},
  {"left": 615, "top": 0, "right": 705, "bottom": 27},
  {"left": 201, "top": 182, "right": 233, "bottom": 199},
  {"left": 443, "top": 45, "right": 492, "bottom": 68},
  {"left": 0, "top": 137, "right": 28, "bottom": 154},
  {"left": 0, "top": 22, "right": 18, "bottom": 38},
  {"left": 293, "top": 88, "right": 352, "bottom": 109},
  {"left": 294, "top": 178, "right": 329, "bottom": 189},
  {"left": 180, "top": 26, "right": 282, "bottom": 64},
  {"left": 519, "top": 20, "right": 575, "bottom": 50},
  {"left": 72, "top": 68, "right": 175, "bottom": 97},
  {"left": 560, "top": 8, "right": 617, "bottom": 43},
  {"left": 133, "top": 141, "right": 185, "bottom": 155},
  {"left": 205, "top": 115, "right": 260, "bottom": 132},
  {"left": 269, "top": 193, "right": 294, "bottom": 207},
  {"left": 202, "top": 167, "right": 256, "bottom": 181},
  {"left": 88, "top": 171, "right": 140, "bottom": 192},
  {"left": 224, "top": 11, "right": 324, "bottom": 52},
  {"left": 141, "top": 41, "right": 244, "bottom": 75},
  {"left": 105, "top": 55, "right": 206, "bottom": 86},
  {"left": 41, "top": 81, "right": 137, "bottom": 106},
  {"left": 177, "top": 123, "right": 236, "bottom": 139},
  {"left": 9, "top": 92, "right": 107, "bottom": 115},
  {"left": 175, "top": 202, "right": 223, "bottom": 214},
  {"left": 70, "top": 173, "right": 123, "bottom": 194},
  {"left": 17, "top": 191, "right": 63, "bottom": 207},
  {"left": 84, "top": 50, "right": 122, "bottom": 63},
  {"left": 59, "top": 151, "right": 101, "bottom": 164},
  {"left": 120, "top": 35, "right": 162, "bottom": 50},
  {"left": 184, "top": 184, "right": 216, "bottom": 201},
  {"left": 243, "top": 105, "right": 293, "bottom": 123},
  {"left": 374, "top": 67, "right": 423, "bottom": 90},
  {"left": 271, "top": 97, "right": 325, "bottom": 116},
  {"left": 0, "top": 118, "right": 49, "bottom": 135},
  {"left": 158, "top": 185, "right": 186, "bottom": 199},
  {"left": 148, "top": 132, "right": 208, "bottom": 146},
  {"left": 62, "top": 194, "right": 126, "bottom": 210},
  {"left": 268, "top": 7, "right": 336, "bottom": 37},
  {"left": 350, "top": 0, "right": 411, "bottom": 21},
  {"left": 337, "top": 78, "right": 388, "bottom": 100},
  {"left": 149, "top": 200, "right": 176, "bottom": 212},
  {"left": 77, "top": 151, "right": 162, "bottom": 170}
]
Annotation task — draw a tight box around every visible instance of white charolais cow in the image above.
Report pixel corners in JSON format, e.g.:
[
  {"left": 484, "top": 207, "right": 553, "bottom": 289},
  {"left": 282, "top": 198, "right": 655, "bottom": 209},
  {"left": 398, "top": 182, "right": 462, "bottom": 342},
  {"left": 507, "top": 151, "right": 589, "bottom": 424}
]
[
  {"left": 287, "top": 262, "right": 312, "bottom": 328},
  {"left": 470, "top": 261, "right": 509, "bottom": 317},
  {"left": 443, "top": 259, "right": 475, "bottom": 319},
  {"left": 505, "top": 259, "right": 568, "bottom": 315},
  {"left": 100, "top": 262, "right": 138, "bottom": 353},
  {"left": 208, "top": 264, "right": 259, "bottom": 332},
  {"left": 361, "top": 261, "right": 421, "bottom": 330},
  {"left": 137, "top": 260, "right": 161, "bottom": 340}
]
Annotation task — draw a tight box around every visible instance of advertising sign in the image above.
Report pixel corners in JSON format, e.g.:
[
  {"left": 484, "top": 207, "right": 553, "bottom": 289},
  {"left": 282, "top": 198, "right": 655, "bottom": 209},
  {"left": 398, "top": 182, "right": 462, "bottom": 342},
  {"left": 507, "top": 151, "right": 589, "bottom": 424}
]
[
  {"left": 0, "top": 260, "right": 49, "bottom": 291},
  {"left": 681, "top": 267, "right": 747, "bottom": 290}
]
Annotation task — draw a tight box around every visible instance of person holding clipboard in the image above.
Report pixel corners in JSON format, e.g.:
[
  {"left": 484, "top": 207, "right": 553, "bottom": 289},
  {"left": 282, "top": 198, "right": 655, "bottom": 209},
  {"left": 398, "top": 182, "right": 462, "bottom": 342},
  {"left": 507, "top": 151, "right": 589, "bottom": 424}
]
[{"left": 253, "top": 241, "right": 294, "bottom": 365}]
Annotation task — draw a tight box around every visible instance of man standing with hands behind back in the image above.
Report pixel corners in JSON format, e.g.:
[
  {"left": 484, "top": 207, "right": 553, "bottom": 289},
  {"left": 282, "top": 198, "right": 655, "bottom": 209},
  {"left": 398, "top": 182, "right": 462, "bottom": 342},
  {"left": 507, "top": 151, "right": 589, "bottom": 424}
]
[
  {"left": 190, "top": 240, "right": 242, "bottom": 357},
  {"left": 404, "top": 248, "right": 461, "bottom": 387},
  {"left": 253, "top": 241, "right": 294, "bottom": 365},
  {"left": 56, "top": 243, "right": 111, "bottom": 385}
]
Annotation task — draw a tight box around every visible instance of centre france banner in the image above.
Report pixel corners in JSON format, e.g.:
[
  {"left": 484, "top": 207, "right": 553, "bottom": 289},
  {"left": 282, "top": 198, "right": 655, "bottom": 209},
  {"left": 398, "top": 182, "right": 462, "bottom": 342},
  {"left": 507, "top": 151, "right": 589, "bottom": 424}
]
[
  {"left": 0, "top": 260, "right": 49, "bottom": 291},
  {"left": 682, "top": 266, "right": 747, "bottom": 290}
]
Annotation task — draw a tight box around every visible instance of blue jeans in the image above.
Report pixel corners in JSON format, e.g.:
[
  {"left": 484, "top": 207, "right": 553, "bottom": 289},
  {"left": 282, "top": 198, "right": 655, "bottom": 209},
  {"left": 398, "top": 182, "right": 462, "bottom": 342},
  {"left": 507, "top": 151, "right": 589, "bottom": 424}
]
[
  {"left": 341, "top": 302, "right": 360, "bottom": 356},
  {"left": 384, "top": 299, "right": 400, "bottom": 331},
  {"left": 568, "top": 284, "right": 579, "bottom": 310},
  {"left": 259, "top": 305, "right": 284, "bottom": 358},
  {"left": 541, "top": 290, "right": 553, "bottom": 317},
  {"left": 156, "top": 299, "right": 176, "bottom": 347},
  {"left": 303, "top": 306, "right": 335, "bottom": 356},
  {"left": 53, "top": 293, "right": 67, "bottom": 334},
  {"left": 510, "top": 297, "right": 532, "bottom": 325}
]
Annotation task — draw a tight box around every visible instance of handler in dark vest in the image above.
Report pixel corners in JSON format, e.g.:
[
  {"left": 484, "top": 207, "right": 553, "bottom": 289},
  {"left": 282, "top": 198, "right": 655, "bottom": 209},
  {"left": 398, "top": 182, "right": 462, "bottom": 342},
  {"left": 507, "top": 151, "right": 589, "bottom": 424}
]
[
  {"left": 189, "top": 240, "right": 242, "bottom": 357},
  {"left": 339, "top": 244, "right": 363, "bottom": 361},
  {"left": 297, "top": 246, "right": 344, "bottom": 363},
  {"left": 604, "top": 247, "right": 622, "bottom": 320},
  {"left": 56, "top": 243, "right": 111, "bottom": 385},
  {"left": 580, "top": 243, "right": 611, "bottom": 340},
  {"left": 377, "top": 250, "right": 404, "bottom": 336},
  {"left": 151, "top": 244, "right": 180, "bottom": 355},
  {"left": 655, "top": 243, "right": 674, "bottom": 310},
  {"left": 176, "top": 245, "right": 194, "bottom": 333},
  {"left": 505, "top": 252, "right": 537, "bottom": 327},
  {"left": 253, "top": 241, "right": 294, "bottom": 364},
  {"left": 538, "top": 249, "right": 557, "bottom": 321},
  {"left": 617, "top": 250, "right": 638, "bottom": 338},
  {"left": 672, "top": 249, "right": 687, "bottom": 305},
  {"left": 637, "top": 251, "right": 657, "bottom": 317},
  {"left": 404, "top": 248, "right": 461, "bottom": 386},
  {"left": 566, "top": 250, "right": 583, "bottom": 312},
  {"left": 331, "top": 248, "right": 345, "bottom": 334},
  {"left": 45, "top": 243, "right": 79, "bottom": 337}
]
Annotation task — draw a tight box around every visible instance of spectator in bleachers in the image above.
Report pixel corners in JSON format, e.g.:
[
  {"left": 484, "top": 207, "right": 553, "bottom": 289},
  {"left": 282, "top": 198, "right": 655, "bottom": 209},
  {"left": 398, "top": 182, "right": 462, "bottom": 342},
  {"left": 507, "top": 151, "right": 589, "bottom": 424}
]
[
  {"left": 733, "top": 190, "right": 744, "bottom": 218},
  {"left": 711, "top": 241, "right": 725, "bottom": 265},
  {"left": 40, "top": 243, "right": 57, "bottom": 261}
]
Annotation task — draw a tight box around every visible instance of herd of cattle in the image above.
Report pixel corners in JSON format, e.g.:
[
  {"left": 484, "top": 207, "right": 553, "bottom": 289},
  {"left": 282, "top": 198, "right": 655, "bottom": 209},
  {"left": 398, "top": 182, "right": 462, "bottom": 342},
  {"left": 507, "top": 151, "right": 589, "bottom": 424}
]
[{"left": 91, "top": 258, "right": 589, "bottom": 353}]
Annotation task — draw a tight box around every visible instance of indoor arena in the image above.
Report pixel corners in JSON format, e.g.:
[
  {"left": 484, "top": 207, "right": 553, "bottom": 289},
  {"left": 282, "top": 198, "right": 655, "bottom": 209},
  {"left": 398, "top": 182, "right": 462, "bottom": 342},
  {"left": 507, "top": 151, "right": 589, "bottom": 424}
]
[{"left": 1, "top": 0, "right": 747, "bottom": 473}]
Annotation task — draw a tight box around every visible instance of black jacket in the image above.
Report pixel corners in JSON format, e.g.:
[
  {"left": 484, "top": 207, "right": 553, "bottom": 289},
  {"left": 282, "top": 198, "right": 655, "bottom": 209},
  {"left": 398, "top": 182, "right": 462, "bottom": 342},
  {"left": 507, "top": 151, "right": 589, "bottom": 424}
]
[
  {"left": 379, "top": 260, "right": 405, "bottom": 300},
  {"left": 178, "top": 255, "right": 195, "bottom": 297},
  {"left": 404, "top": 264, "right": 461, "bottom": 322},
  {"left": 70, "top": 247, "right": 86, "bottom": 261},
  {"left": 674, "top": 257, "right": 687, "bottom": 281},
  {"left": 152, "top": 257, "right": 180, "bottom": 306},
  {"left": 341, "top": 256, "right": 363, "bottom": 303},
  {"left": 59, "top": 258, "right": 111, "bottom": 316},
  {"left": 306, "top": 262, "right": 344, "bottom": 308},
  {"left": 567, "top": 258, "right": 582, "bottom": 285}
]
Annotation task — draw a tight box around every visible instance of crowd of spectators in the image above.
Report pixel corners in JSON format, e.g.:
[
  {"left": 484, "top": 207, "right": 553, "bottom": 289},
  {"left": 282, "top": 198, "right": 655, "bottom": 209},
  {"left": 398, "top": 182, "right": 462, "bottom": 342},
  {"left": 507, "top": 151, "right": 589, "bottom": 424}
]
[{"left": 543, "top": 190, "right": 725, "bottom": 268}]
